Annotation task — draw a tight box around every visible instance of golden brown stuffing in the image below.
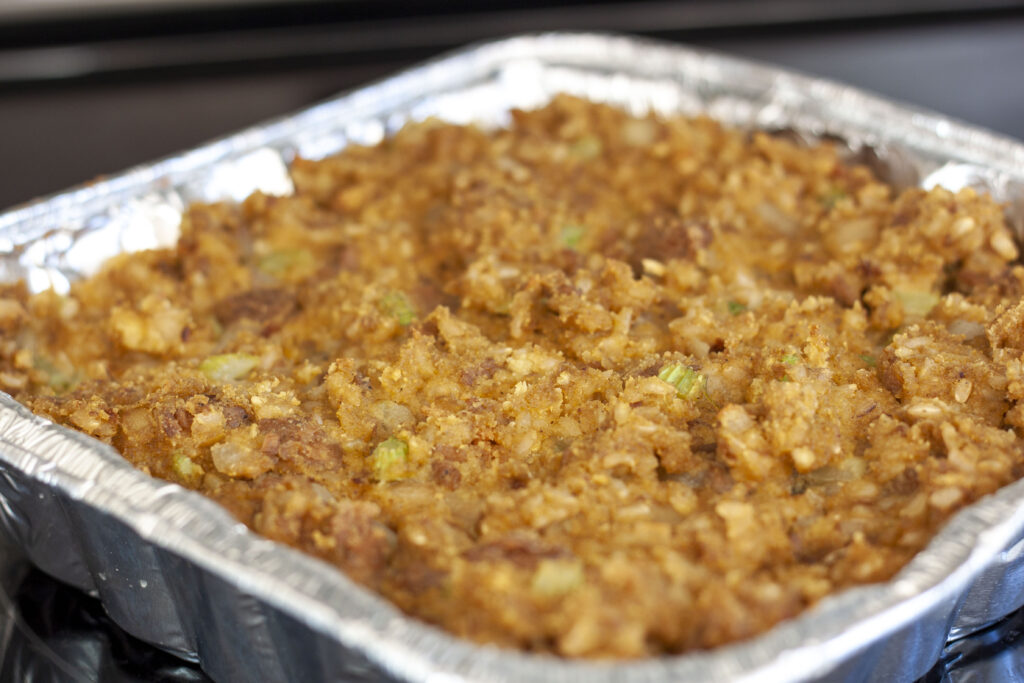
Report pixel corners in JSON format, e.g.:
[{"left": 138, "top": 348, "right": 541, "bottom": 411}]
[{"left": 5, "top": 95, "right": 1024, "bottom": 657}]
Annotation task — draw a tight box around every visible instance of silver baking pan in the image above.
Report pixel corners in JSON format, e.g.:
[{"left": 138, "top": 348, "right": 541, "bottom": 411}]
[{"left": 2, "top": 33, "right": 1024, "bottom": 683}]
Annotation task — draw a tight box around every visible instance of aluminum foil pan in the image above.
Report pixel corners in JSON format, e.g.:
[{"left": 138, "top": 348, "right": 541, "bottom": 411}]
[
  {"left": 2, "top": 33, "right": 1024, "bottom": 683},
  {"left": 5, "top": 550, "right": 1024, "bottom": 683}
]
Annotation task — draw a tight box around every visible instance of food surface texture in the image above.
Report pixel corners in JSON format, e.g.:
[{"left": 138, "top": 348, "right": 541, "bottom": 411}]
[{"left": 4, "top": 95, "right": 1024, "bottom": 657}]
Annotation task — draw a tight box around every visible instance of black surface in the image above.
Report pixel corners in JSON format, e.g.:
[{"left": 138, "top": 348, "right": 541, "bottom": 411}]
[
  {"left": 0, "top": 0, "right": 1019, "bottom": 49},
  {"left": 2, "top": 568, "right": 210, "bottom": 682}
]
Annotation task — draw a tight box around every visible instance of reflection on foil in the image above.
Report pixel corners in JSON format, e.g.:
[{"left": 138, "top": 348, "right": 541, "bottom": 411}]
[
  {"left": 62, "top": 193, "right": 184, "bottom": 283},
  {"left": 1, "top": 33, "right": 1024, "bottom": 683},
  {"left": 185, "top": 147, "right": 293, "bottom": 204},
  {"left": 923, "top": 163, "right": 1024, "bottom": 242}
]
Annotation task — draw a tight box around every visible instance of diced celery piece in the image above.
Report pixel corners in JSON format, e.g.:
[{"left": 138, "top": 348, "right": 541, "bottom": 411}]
[
  {"left": 569, "top": 136, "right": 602, "bottom": 159},
  {"left": 560, "top": 224, "right": 586, "bottom": 249},
  {"left": 658, "top": 362, "right": 705, "bottom": 399},
  {"left": 258, "top": 248, "right": 314, "bottom": 278},
  {"left": 172, "top": 452, "right": 204, "bottom": 482},
  {"left": 782, "top": 354, "right": 799, "bottom": 366},
  {"left": 820, "top": 188, "right": 848, "bottom": 209},
  {"left": 371, "top": 437, "right": 409, "bottom": 482},
  {"left": 199, "top": 353, "right": 259, "bottom": 382},
  {"left": 894, "top": 289, "right": 940, "bottom": 318},
  {"left": 380, "top": 291, "right": 416, "bottom": 326},
  {"left": 727, "top": 301, "right": 747, "bottom": 315},
  {"left": 34, "top": 356, "right": 80, "bottom": 393},
  {"left": 531, "top": 559, "right": 584, "bottom": 597}
]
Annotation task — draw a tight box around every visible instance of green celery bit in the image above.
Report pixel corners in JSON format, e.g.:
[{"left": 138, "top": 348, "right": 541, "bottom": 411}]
[
  {"left": 172, "top": 452, "right": 204, "bottom": 482},
  {"left": 860, "top": 353, "right": 877, "bottom": 367},
  {"left": 782, "top": 354, "right": 799, "bottom": 366},
  {"left": 894, "top": 289, "right": 940, "bottom": 318},
  {"left": 258, "top": 248, "right": 313, "bottom": 278},
  {"left": 372, "top": 437, "right": 409, "bottom": 482},
  {"left": 560, "top": 224, "right": 586, "bottom": 249},
  {"left": 531, "top": 560, "right": 584, "bottom": 598},
  {"left": 569, "top": 136, "right": 602, "bottom": 159},
  {"left": 727, "top": 301, "right": 747, "bottom": 316},
  {"left": 34, "top": 356, "right": 80, "bottom": 393},
  {"left": 820, "top": 188, "right": 848, "bottom": 209},
  {"left": 658, "top": 362, "right": 705, "bottom": 399},
  {"left": 199, "top": 353, "right": 259, "bottom": 382},
  {"left": 380, "top": 291, "right": 416, "bottom": 326}
]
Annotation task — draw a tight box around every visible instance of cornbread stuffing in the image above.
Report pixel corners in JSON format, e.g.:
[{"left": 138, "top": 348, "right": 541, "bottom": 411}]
[{"left": 5, "top": 95, "right": 1024, "bottom": 657}]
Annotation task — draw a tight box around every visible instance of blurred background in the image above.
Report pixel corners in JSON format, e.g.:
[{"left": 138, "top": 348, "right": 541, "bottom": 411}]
[
  {"left": 2, "top": 0, "right": 1024, "bottom": 210},
  {"left": 4, "top": 1, "right": 1024, "bottom": 680}
]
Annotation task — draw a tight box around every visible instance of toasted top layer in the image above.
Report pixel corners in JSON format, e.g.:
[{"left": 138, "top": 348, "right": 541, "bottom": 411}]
[{"left": 6, "top": 95, "right": 1024, "bottom": 657}]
